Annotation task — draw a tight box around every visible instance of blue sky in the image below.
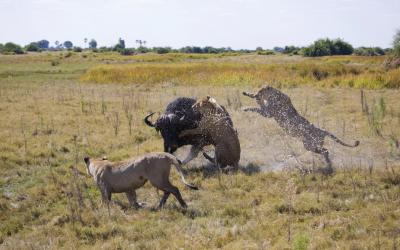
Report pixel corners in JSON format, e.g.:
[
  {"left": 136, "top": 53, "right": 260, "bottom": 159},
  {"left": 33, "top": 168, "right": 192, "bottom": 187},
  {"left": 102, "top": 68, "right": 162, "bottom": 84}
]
[{"left": 0, "top": 0, "right": 399, "bottom": 49}]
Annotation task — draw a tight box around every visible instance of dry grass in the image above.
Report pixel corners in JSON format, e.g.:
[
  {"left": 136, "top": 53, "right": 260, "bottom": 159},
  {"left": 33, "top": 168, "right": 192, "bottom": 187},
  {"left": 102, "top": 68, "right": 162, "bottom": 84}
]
[
  {"left": 1, "top": 53, "right": 400, "bottom": 249},
  {"left": 81, "top": 55, "right": 400, "bottom": 89}
]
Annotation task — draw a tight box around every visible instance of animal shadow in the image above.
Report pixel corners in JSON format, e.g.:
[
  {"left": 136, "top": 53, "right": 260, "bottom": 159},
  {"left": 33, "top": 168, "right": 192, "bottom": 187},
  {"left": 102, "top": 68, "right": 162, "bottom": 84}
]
[
  {"left": 238, "top": 162, "right": 262, "bottom": 175},
  {"left": 184, "top": 161, "right": 261, "bottom": 178}
]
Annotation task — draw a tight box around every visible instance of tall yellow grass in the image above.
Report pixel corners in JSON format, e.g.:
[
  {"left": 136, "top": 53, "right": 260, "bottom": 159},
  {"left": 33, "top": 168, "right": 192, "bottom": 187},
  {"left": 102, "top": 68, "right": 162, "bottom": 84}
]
[{"left": 81, "top": 62, "right": 400, "bottom": 89}]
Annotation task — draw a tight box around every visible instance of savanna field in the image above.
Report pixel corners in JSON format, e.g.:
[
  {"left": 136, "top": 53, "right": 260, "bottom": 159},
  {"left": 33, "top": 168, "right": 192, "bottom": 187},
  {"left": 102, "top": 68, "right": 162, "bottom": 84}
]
[{"left": 1, "top": 52, "right": 400, "bottom": 249}]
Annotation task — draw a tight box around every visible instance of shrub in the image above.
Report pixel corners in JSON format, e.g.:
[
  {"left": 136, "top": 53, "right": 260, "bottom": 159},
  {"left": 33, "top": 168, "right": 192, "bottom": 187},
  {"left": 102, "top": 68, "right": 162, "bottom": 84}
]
[
  {"left": 98, "top": 47, "right": 112, "bottom": 53},
  {"left": 331, "top": 39, "right": 353, "bottom": 55},
  {"left": 154, "top": 47, "right": 171, "bottom": 54},
  {"left": 303, "top": 38, "right": 353, "bottom": 57},
  {"left": 1, "top": 42, "right": 24, "bottom": 54},
  {"left": 73, "top": 47, "right": 82, "bottom": 52},
  {"left": 257, "top": 50, "right": 275, "bottom": 55},
  {"left": 292, "top": 234, "right": 310, "bottom": 250},
  {"left": 119, "top": 48, "right": 134, "bottom": 56},
  {"left": 354, "top": 47, "right": 385, "bottom": 56},
  {"left": 283, "top": 46, "right": 301, "bottom": 55},
  {"left": 51, "top": 60, "right": 60, "bottom": 66},
  {"left": 25, "top": 42, "right": 40, "bottom": 52}
]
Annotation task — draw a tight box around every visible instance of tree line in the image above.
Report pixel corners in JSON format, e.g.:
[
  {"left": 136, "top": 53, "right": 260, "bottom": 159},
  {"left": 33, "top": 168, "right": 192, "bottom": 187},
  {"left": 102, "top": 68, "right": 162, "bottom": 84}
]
[{"left": 1, "top": 31, "right": 400, "bottom": 57}]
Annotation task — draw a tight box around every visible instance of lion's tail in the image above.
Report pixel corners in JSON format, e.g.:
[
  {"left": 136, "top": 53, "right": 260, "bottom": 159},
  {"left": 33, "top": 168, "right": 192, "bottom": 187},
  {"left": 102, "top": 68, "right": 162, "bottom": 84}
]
[
  {"left": 171, "top": 157, "right": 198, "bottom": 190},
  {"left": 326, "top": 132, "right": 360, "bottom": 147}
]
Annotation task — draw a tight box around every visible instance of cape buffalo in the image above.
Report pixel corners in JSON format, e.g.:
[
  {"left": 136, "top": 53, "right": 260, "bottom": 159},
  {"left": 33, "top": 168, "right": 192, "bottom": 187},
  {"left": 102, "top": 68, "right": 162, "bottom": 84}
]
[{"left": 144, "top": 97, "right": 212, "bottom": 164}]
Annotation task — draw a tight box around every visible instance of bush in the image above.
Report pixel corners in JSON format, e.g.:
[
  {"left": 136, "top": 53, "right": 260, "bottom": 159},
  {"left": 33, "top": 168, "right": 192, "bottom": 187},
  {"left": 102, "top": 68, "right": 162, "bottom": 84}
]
[
  {"left": 283, "top": 46, "right": 301, "bottom": 55},
  {"left": 256, "top": 50, "right": 275, "bottom": 55},
  {"left": 354, "top": 47, "right": 385, "bottom": 56},
  {"left": 1, "top": 42, "right": 24, "bottom": 55},
  {"left": 98, "top": 47, "right": 112, "bottom": 53},
  {"left": 51, "top": 60, "right": 60, "bottom": 66},
  {"left": 73, "top": 47, "right": 82, "bottom": 52},
  {"left": 119, "top": 48, "right": 134, "bottom": 56},
  {"left": 154, "top": 47, "right": 171, "bottom": 54},
  {"left": 303, "top": 38, "right": 353, "bottom": 57},
  {"left": 331, "top": 39, "right": 353, "bottom": 55},
  {"left": 25, "top": 42, "right": 40, "bottom": 52},
  {"left": 0, "top": 43, "right": 3, "bottom": 53}
]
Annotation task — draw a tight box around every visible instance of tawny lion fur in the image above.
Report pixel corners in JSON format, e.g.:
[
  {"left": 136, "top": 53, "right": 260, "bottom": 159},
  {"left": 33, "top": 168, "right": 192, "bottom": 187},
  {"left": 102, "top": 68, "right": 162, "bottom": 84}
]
[{"left": 84, "top": 152, "right": 197, "bottom": 209}]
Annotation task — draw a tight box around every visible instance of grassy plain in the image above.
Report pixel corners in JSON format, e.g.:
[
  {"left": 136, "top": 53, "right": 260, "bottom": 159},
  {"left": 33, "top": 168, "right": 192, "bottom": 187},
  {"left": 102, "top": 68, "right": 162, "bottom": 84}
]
[{"left": 0, "top": 52, "right": 400, "bottom": 249}]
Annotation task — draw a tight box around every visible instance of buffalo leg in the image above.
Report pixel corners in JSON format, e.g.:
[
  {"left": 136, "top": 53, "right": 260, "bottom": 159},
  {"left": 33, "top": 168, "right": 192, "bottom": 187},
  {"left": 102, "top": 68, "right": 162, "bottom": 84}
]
[{"left": 202, "top": 152, "right": 215, "bottom": 164}]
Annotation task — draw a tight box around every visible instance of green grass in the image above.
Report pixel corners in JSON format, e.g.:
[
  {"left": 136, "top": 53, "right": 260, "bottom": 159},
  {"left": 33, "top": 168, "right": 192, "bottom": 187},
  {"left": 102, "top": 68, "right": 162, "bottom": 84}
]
[{"left": 0, "top": 52, "right": 400, "bottom": 248}]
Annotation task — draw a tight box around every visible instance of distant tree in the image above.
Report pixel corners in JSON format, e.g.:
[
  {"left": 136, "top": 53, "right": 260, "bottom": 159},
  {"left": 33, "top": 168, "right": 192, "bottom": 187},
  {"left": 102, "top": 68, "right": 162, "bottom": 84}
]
[
  {"left": 283, "top": 46, "right": 301, "bottom": 55},
  {"left": 137, "top": 46, "right": 149, "bottom": 53},
  {"left": 0, "top": 43, "right": 3, "bottom": 53},
  {"left": 273, "top": 47, "right": 284, "bottom": 53},
  {"left": 37, "top": 40, "right": 49, "bottom": 49},
  {"left": 354, "top": 47, "right": 385, "bottom": 56},
  {"left": 303, "top": 38, "right": 353, "bottom": 57},
  {"left": 179, "top": 46, "right": 192, "bottom": 53},
  {"left": 2, "top": 42, "right": 24, "bottom": 54},
  {"left": 84, "top": 38, "right": 88, "bottom": 48},
  {"left": 89, "top": 39, "right": 97, "bottom": 49},
  {"left": 63, "top": 41, "right": 73, "bottom": 49},
  {"left": 25, "top": 42, "right": 40, "bottom": 52},
  {"left": 256, "top": 47, "right": 263, "bottom": 51},
  {"left": 154, "top": 47, "right": 171, "bottom": 54},
  {"left": 113, "top": 38, "right": 126, "bottom": 51},
  {"left": 119, "top": 48, "right": 134, "bottom": 55},
  {"left": 192, "top": 46, "right": 202, "bottom": 53},
  {"left": 118, "top": 38, "right": 125, "bottom": 49},
  {"left": 393, "top": 29, "right": 400, "bottom": 57},
  {"left": 203, "top": 46, "right": 218, "bottom": 53},
  {"left": 257, "top": 50, "right": 275, "bottom": 55},
  {"left": 331, "top": 39, "right": 353, "bottom": 55},
  {"left": 135, "top": 39, "right": 144, "bottom": 47}
]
